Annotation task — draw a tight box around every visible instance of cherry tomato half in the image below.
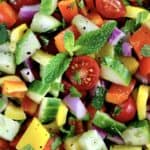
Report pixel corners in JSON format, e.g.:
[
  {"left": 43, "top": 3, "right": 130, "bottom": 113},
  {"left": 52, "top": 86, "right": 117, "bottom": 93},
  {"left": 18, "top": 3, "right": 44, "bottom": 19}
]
[
  {"left": 96, "top": 0, "right": 126, "bottom": 19},
  {"left": 112, "top": 97, "right": 136, "bottom": 123},
  {"left": 66, "top": 56, "right": 100, "bottom": 91}
]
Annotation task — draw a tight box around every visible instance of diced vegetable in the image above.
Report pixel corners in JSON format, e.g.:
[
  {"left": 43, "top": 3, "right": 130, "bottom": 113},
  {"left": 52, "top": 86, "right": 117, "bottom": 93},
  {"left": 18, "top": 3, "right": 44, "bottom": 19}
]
[
  {"left": 122, "top": 42, "right": 132, "bottom": 56},
  {"left": 0, "top": 114, "right": 20, "bottom": 141},
  {"left": 122, "top": 120, "right": 150, "bottom": 145},
  {"left": 5, "top": 103, "right": 26, "bottom": 120},
  {"left": 27, "top": 80, "right": 50, "bottom": 103},
  {"left": 0, "top": 95, "right": 8, "bottom": 113},
  {"left": 0, "top": 51, "right": 16, "bottom": 74},
  {"left": 93, "top": 111, "right": 127, "bottom": 135},
  {"left": 16, "top": 118, "right": 50, "bottom": 149},
  {"left": 56, "top": 103, "right": 68, "bottom": 127},
  {"left": 30, "top": 13, "right": 61, "bottom": 33},
  {"left": 15, "top": 29, "right": 41, "bottom": 65},
  {"left": 136, "top": 85, "right": 149, "bottom": 120},
  {"left": 78, "top": 130, "right": 107, "bottom": 150},
  {"left": 110, "top": 145, "right": 142, "bottom": 150},
  {"left": 38, "top": 97, "right": 61, "bottom": 123},
  {"left": 64, "top": 95, "right": 87, "bottom": 119},
  {"left": 101, "top": 56, "right": 131, "bottom": 86}
]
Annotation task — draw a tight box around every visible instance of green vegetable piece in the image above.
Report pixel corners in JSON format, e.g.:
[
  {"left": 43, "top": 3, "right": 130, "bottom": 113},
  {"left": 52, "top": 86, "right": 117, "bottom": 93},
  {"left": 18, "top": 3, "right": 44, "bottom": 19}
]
[
  {"left": 136, "top": 11, "right": 149, "bottom": 26},
  {"left": 40, "top": 0, "right": 58, "bottom": 15},
  {"left": 141, "top": 44, "right": 150, "bottom": 57},
  {"left": 122, "top": 120, "right": 150, "bottom": 146},
  {"left": 0, "top": 24, "right": 9, "bottom": 44},
  {"left": 0, "top": 51, "right": 16, "bottom": 74},
  {"left": 92, "top": 87, "right": 106, "bottom": 110},
  {"left": 42, "top": 53, "right": 71, "bottom": 83},
  {"left": 38, "top": 97, "right": 61, "bottom": 123},
  {"left": 93, "top": 111, "right": 127, "bottom": 135},
  {"left": 101, "top": 56, "right": 131, "bottom": 86},
  {"left": 51, "top": 137, "right": 62, "bottom": 150},
  {"left": 30, "top": 13, "right": 61, "bottom": 33},
  {"left": 69, "top": 86, "right": 81, "bottom": 98},
  {"left": 75, "top": 21, "right": 117, "bottom": 55},
  {"left": 27, "top": 80, "right": 50, "bottom": 104},
  {"left": 110, "top": 145, "right": 142, "bottom": 150},
  {"left": 15, "top": 29, "right": 41, "bottom": 65}
]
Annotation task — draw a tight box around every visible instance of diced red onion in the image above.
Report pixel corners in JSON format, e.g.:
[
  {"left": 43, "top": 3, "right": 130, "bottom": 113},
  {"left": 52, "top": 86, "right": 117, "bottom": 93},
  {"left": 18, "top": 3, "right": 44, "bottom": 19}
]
[
  {"left": 0, "top": 96, "right": 8, "bottom": 113},
  {"left": 109, "top": 27, "right": 125, "bottom": 46},
  {"left": 147, "top": 112, "right": 150, "bottom": 121},
  {"left": 92, "top": 126, "right": 108, "bottom": 139},
  {"left": 64, "top": 95, "right": 87, "bottom": 119},
  {"left": 18, "top": 4, "right": 40, "bottom": 21},
  {"left": 20, "top": 68, "right": 35, "bottom": 82},
  {"left": 106, "top": 135, "right": 124, "bottom": 144},
  {"left": 135, "top": 72, "right": 149, "bottom": 84},
  {"left": 122, "top": 42, "right": 132, "bottom": 56}
]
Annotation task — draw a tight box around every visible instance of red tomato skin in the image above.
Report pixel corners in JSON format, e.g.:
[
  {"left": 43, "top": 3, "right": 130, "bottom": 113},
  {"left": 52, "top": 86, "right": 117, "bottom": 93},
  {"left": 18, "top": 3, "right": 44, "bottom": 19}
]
[
  {"left": 113, "top": 97, "right": 136, "bottom": 123},
  {"left": 96, "top": 0, "right": 126, "bottom": 19},
  {"left": 66, "top": 56, "right": 100, "bottom": 91}
]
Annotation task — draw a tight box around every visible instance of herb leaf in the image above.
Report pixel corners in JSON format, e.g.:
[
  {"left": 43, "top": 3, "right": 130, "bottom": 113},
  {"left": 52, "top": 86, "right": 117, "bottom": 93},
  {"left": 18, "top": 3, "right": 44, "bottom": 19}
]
[
  {"left": 64, "top": 31, "right": 75, "bottom": 56},
  {"left": 0, "top": 24, "right": 9, "bottom": 44},
  {"left": 141, "top": 44, "right": 150, "bottom": 57},
  {"left": 42, "top": 53, "right": 71, "bottom": 83},
  {"left": 21, "top": 144, "right": 34, "bottom": 150},
  {"left": 113, "top": 106, "right": 121, "bottom": 116},
  {"left": 70, "top": 86, "right": 81, "bottom": 98},
  {"left": 75, "top": 21, "right": 117, "bottom": 55},
  {"left": 51, "top": 137, "right": 62, "bottom": 150},
  {"left": 92, "top": 87, "right": 106, "bottom": 110}
]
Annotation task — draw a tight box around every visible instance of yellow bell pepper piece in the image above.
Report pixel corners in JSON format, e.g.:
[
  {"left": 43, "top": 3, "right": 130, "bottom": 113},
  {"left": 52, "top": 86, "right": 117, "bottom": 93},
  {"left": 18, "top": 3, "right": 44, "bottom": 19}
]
[
  {"left": 56, "top": 103, "right": 68, "bottom": 127},
  {"left": 119, "top": 56, "right": 139, "bottom": 74},
  {"left": 5, "top": 103, "right": 26, "bottom": 120},
  {"left": 137, "top": 85, "right": 149, "bottom": 120},
  {"left": 16, "top": 118, "right": 50, "bottom": 150},
  {"left": 10, "top": 24, "right": 28, "bottom": 52}
]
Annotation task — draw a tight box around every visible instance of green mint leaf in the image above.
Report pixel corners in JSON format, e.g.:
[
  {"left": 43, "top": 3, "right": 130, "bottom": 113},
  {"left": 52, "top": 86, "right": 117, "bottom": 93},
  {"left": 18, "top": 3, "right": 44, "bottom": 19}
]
[
  {"left": 141, "top": 44, "right": 150, "bottom": 57},
  {"left": 70, "top": 86, "right": 82, "bottom": 98},
  {"left": 113, "top": 106, "right": 122, "bottom": 116},
  {"left": 92, "top": 87, "right": 106, "bottom": 110},
  {"left": 51, "top": 137, "right": 62, "bottom": 150},
  {"left": 122, "top": 19, "right": 137, "bottom": 34},
  {"left": 21, "top": 144, "right": 34, "bottom": 150},
  {"left": 115, "top": 41, "right": 122, "bottom": 56},
  {"left": 60, "top": 126, "right": 75, "bottom": 138},
  {"left": 64, "top": 31, "right": 75, "bottom": 56},
  {"left": 0, "top": 24, "right": 9, "bottom": 44},
  {"left": 42, "top": 53, "right": 72, "bottom": 83},
  {"left": 75, "top": 21, "right": 117, "bottom": 55},
  {"left": 136, "top": 11, "right": 149, "bottom": 26},
  {"left": 78, "top": 0, "right": 85, "bottom": 8}
]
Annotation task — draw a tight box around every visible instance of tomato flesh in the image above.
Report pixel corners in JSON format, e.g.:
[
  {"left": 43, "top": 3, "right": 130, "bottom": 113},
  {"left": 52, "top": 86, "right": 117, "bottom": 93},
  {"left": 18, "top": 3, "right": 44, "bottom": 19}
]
[
  {"left": 96, "top": 0, "right": 126, "bottom": 19},
  {"left": 113, "top": 97, "right": 136, "bottom": 123},
  {"left": 66, "top": 56, "right": 100, "bottom": 91}
]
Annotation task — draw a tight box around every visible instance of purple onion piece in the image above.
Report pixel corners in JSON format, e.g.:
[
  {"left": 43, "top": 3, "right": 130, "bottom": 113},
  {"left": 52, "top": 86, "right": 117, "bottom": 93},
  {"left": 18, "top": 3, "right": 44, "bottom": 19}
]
[
  {"left": 18, "top": 4, "right": 40, "bottom": 21},
  {"left": 109, "top": 27, "right": 125, "bottom": 46},
  {"left": 147, "top": 112, "right": 150, "bottom": 121},
  {"left": 63, "top": 95, "right": 87, "bottom": 119},
  {"left": 106, "top": 135, "right": 124, "bottom": 145},
  {"left": 135, "top": 73, "right": 149, "bottom": 84},
  {"left": 122, "top": 42, "right": 132, "bottom": 56},
  {"left": 20, "top": 68, "right": 35, "bottom": 83},
  {"left": 92, "top": 126, "right": 108, "bottom": 139}
]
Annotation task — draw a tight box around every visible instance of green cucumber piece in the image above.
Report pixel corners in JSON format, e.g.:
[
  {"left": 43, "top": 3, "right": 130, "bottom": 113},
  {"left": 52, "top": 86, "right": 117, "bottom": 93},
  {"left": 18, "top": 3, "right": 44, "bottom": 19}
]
[
  {"left": 78, "top": 130, "right": 107, "bottom": 150},
  {"left": 0, "top": 51, "right": 16, "bottom": 74},
  {"left": 122, "top": 120, "right": 150, "bottom": 146},
  {"left": 110, "top": 145, "right": 142, "bottom": 150},
  {"left": 38, "top": 97, "right": 61, "bottom": 123},
  {"left": 27, "top": 80, "right": 50, "bottom": 104},
  {"left": 0, "top": 114, "right": 20, "bottom": 141},
  {"left": 40, "top": 0, "right": 58, "bottom": 15},
  {"left": 72, "top": 14, "right": 99, "bottom": 34},
  {"left": 93, "top": 111, "right": 127, "bottom": 135},
  {"left": 15, "top": 29, "right": 41, "bottom": 65},
  {"left": 101, "top": 56, "right": 131, "bottom": 86},
  {"left": 31, "top": 13, "right": 61, "bottom": 33}
]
